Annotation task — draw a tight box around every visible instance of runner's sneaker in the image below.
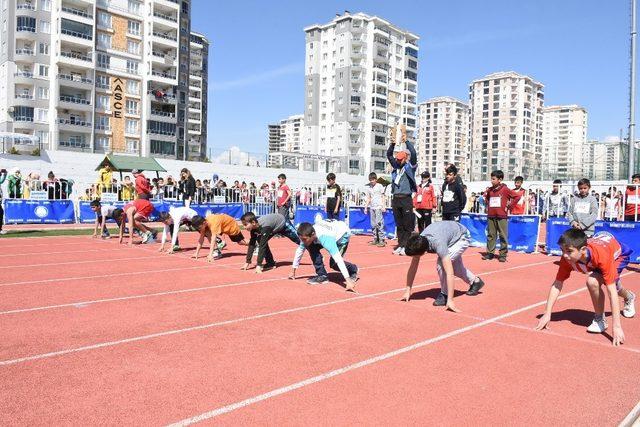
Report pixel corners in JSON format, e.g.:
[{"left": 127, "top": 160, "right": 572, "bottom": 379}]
[
  {"left": 212, "top": 250, "right": 222, "bottom": 260},
  {"left": 172, "top": 245, "right": 181, "bottom": 252},
  {"left": 392, "top": 247, "right": 402, "bottom": 255},
  {"left": 217, "top": 239, "right": 227, "bottom": 251},
  {"left": 376, "top": 241, "right": 386, "bottom": 247},
  {"left": 433, "top": 292, "right": 447, "bottom": 307},
  {"left": 307, "top": 276, "right": 329, "bottom": 285},
  {"left": 623, "top": 291, "right": 636, "bottom": 318},
  {"left": 349, "top": 267, "right": 359, "bottom": 282},
  {"left": 141, "top": 231, "right": 152, "bottom": 243},
  {"left": 466, "top": 277, "right": 485, "bottom": 296},
  {"left": 263, "top": 262, "right": 276, "bottom": 271},
  {"left": 586, "top": 316, "right": 608, "bottom": 333},
  {"left": 398, "top": 247, "right": 406, "bottom": 256},
  {"left": 0, "top": 230, "right": 6, "bottom": 235}
]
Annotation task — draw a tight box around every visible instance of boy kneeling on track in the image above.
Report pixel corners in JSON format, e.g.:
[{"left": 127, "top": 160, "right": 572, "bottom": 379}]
[
  {"left": 240, "top": 212, "right": 300, "bottom": 273},
  {"left": 535, "top": 229, "right": 636, "bottom": 346},
  {"left": 113, "top": 198, "right": 155, "bottom": 246},
  {"left": 191, "top": 214, "right": 247, "bottom": 262},
  {"left": 157, "top": 206, "right": 198, "bottom": 254},
  {"left": 400, "top": 221, "right": 485, "bottom": 312},
  {"left": 90, "top": 199, "right": 116, "bottom": 239},
  {"left": 289, "top": 218, "right": 358, "bottom": 292}
]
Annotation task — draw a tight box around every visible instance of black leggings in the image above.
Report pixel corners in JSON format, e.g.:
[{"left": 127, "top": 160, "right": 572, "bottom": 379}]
[
  {"left": 0, "top": 203, "right": 3, "bottom": 231},
  {"left": 392, "top": 195, "right": 415, "bottom": 247},
  {"left": 416, "top": 209, "right": 432, "bottom": 232}
]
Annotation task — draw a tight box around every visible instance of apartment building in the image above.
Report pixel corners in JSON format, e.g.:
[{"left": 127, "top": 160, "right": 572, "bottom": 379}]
[
  {"left": 416, "top": 96, "right": 469, "bottom": 179},
  {"left": 267, "top": 113, "right": 304, "bottom": 168},
  {"left": 468, "top": 71, "right": 544, "bottom": 181},
  {"left": 582, "top": 138, "right": 639, "bottom": 181},
  {"left": 303, "top": 11, "right": 419, "bottom": 175},
  {"left": 541, "top": 105, "right": 587, "bottom": 181},
  {"left": 187, "top": 31, "right": 208, "bottom": 161},
  {"left": 0, "top": 0, "right": 209, "bottom": 160}
]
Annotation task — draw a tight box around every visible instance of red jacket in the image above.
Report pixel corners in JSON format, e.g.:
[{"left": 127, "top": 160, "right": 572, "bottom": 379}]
[
  {"left": 508, "top": 188, "right": 527, "bottom": 215},
  {"left": 135, "top": 174, "right": 151, "bottom": 196},
  {"left": 484, "top": 184, "right": 522, "bottom": 219},
  {"left": 413, "top": 183, "right": 436, "bottom": 209},
  {"left": 625, "top": 186, "right": 640, "bottom": 216}
]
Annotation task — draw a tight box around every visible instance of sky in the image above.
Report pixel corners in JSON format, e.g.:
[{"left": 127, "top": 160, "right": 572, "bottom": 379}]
[{"left": 192, "top": 0, "right": 634, "bottom": 156}]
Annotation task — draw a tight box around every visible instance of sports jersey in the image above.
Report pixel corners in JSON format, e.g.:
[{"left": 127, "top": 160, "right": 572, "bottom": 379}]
[
  {"left": 292, "top": 219, "right": 351, "bottom": 279},
  {"left": 161, "top": 207, "right": 198, "bottom": 247},
  {"left": 124, "top": 198, "right": 153, "bottom": 219},
  {"left": 555, "top": 232, "right": 631, "bottom": 285},
  {"left": 203, "top": 213, "right": 240, "bottom": 237}
]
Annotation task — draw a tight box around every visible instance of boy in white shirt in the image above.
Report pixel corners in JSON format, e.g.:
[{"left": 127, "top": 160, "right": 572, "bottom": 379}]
[
  {"left": 364, "top": 172, "right": 387, "bottom": 247},
  {"left": 157, "top": 206, "right": 200, "bottom": 253}
]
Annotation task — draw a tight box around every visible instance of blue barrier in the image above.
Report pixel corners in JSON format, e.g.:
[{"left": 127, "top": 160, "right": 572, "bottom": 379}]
[
  {"left": 459, "top": 213, "right": 540, "bottom": 253},
  {"left": 348, "top": 207, "right": 397, "bottom": 238},
  {"left": 546, "top": 219, "right": 640, "bottom": 263},
  {"left": 3, "top": 199, "right": 76, "bottom": 224},
  {"left": 293, "top": 205, "right": 345, "bottom": 226}
]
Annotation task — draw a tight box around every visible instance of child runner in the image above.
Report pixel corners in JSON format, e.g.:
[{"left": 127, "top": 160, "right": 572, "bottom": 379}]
[
  {"left": 566, "top": 178, "right": 599, "bottom": 237},
  {"left": 289, "top": 218, "right": 358, "bottom": 291},
  {"left": 114, "top": 198, "right": 154, "bottom": 246},
  {"left": 240, "top": 212, "right": 301, "bottom": 273},
  {"left": 413, "top": 171, "right": 437, "bottom": 232},
  {"left": 401, "top": 222, "right": 485, "bottom": 310},
  {"left": 535, "top": 229, "right": 636, "bottom": 346},
  {"left": 441, "top": 164, "right": 466, "bottom": 221},
  {"left": 90, "top": 199, "right": 116, "bottom": 239},
  {"left": 509, "top": 176, "right": 527, "bottom": 215},
  {"left": 157, "top": 206, "right": 198, "bottom": 253},
  {"left": 325, "top": 172, "right": 342, "bottom": 220},
  {"left": 364, "top": 172, "right": 387, "bottom": 247},
  {"left": 482, "top": 170, "right": 522, "bottom": 262},
  {"left": 191, "top": 214, "right": 247, "bottom": 262},
  {"left": 624, "top": 173, "right": 640, "bottom": 222}
]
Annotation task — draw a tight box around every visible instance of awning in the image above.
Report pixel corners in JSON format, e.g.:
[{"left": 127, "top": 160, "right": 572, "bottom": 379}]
[{"left": 95, "top": 154, "right": 167, "bottom": 173}]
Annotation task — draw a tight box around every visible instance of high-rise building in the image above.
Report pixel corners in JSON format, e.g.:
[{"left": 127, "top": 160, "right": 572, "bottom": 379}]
[
  {"left": 267, "top": 114, "right": 304, "bottom": 168},
  {"left": 0, "top": 0, "right": 209, "bottom": 160},
  {"left": 583, "top": 138, "right": 640, "bottom": 181},
  {"left": 541, "top": 105, "right": 587, "bottom": 181},
  {"left": 416, "top": 96, "right": 469, "bottom": 179},
  {"left": 187, "top": 31, "right": 209, "bottom": 161},
  {"left": 303, "top": 11, "right": 419, "bottom": 175},
  {"left": 468, "top": 71, "right": 544, "bottom": 181}
]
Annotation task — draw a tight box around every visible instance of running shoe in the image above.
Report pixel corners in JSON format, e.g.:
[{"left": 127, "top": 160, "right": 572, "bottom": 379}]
[
  {"left": 586, "top": 316, "right": 607, "bottom": 333},
  {"left": 172, "top": 245, "right": 181, "bottom": 252},
  {"left": 217, "top": 239, "right": 227, "bottom": 251},
  {"left": 349, "top": 267, "right": 359, "bottom": 282},
  {"left": 482, "top": 253, "right": 495, "bottom": 260},
  {"left": 263, "top": 262, "right": 276, "bottom": 271},
  {"left": 0, "top": 230, "right": 6, "bottom": 235},
  {"left": 376, "top": 241, "right": 386, "bottom": 247},
  {"left": 433, "top": 292, "right": 447, "bottom": 306},
  {"left": 307, "top": 276, "right": 329, "bottom": 285},
  {"left": 141, "top": 231, "right": 152, "bottom": 244},
  {"left": 623, "top": 291, "right": 636, "bottom": 318},
  {"left": 466, "top": 277, "right": 485, "bottom": 296}
]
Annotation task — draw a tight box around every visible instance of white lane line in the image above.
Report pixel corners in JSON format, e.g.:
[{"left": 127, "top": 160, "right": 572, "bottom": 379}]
[
  {"left": 0, "top": 248, "right": 115, "bottom": 258},
  {"left": 0, "top": 260, "right": 552, "bottom": 366},
  {"left": 165, "top": 283, "right": 587, "bottom": 426},
  {"left": 0, "top": 256, "right": 163, "bottom": 269},
  {"left": 619, "top": 399, "right": 640, "bottom": 426}
]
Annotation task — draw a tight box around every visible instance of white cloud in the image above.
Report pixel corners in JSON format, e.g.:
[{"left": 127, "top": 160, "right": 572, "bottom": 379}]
[
  {"left": 603, "top": 135, "right": 622, "bottom": 143},
  {"left": 211, "top": 62, "right": 303, "bottom": 91}
]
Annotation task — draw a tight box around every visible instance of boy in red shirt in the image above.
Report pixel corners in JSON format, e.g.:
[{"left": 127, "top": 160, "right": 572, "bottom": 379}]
[
  {"left": 535, "top": 229, "right": 636, "bottom": 346},
  {"left": 113, "top": 198, "right": 155, "bottom": 246},
  {"left": 413, "top": 171, "right": 436, "bottom": 232},
  {"left": 132, "top": 169, "right": 151, "bottom": 200},
  {"left": 482, "top": 170, "right": 521, "bottom": 262},
  {"left": 276, "top": 173, "right": 291, "bottom": 219},
  {"left": 508, "top": 176, "right": 526, "bottom": 215},
  {"left": 624, "top": 173, "right": 640, "bottom": 222}
]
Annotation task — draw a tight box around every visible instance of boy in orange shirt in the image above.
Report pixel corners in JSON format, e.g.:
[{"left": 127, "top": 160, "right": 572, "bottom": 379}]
[
  {"left": 535, "top": 229, "right": 636, "bottom": 346},
  {"left": 191, "top": 214, "right": 247, "bottom": 262}
]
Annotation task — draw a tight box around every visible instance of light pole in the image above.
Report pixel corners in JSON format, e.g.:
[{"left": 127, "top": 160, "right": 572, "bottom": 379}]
[{"left": 629, "top": 0, "right": 637, "bottom": 179}]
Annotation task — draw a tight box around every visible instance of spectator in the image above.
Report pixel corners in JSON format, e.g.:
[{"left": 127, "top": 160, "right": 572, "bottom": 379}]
[
  {"left": 276, "top": 173, "right": 292, "bottom": 219},
  {"left": 8, "top": 168, "right": 22, "bottom": 199},
  {"left": 440, "top": 164, "right": 466, "bottom": 221},
  {"left": 603, "top": 186, "right": 621, "bottom": 222},
  {"left": 364, "top": 172, "right": 387, "bottom": 246},
  {"left": 43, "top": 171, "right": 63, "bottom": 200},
  {"left": 179, "top": 167, "right": 196, "bottom": 206},
  {"left": 22, "top": 172, "right": 40, "bottom": 199},
  {"left": 132, "top": 169, "right": 151, "bottom": 200},
  {"left": 527, "top": 190, "right": 537, "bottom": 215},
  {"left": 545, "top": 179, "right": 567, "bottom": 218},
  {"left": 325, "top": 172, "right": 342, "bottom": 220},
  {"left": 121, "top": 176, "right": 135, "bottom": 201},
  {"left": 566, "top": 178, "right": 598, "bottom": 237},
  {"left": 624, "top": 173, "right": 640, "bottom": 222},
  {"left": 0, "top": 168, "right": 6, "bottom": 234},
  {"left": 413, "top": 171, "right": 436, "bottom": 232},
  {"left": 97, "top": 164, "right": 112, "bottom": 195},
  {"left": 509, "top": 176, "right": 527, "bottom": 215}
]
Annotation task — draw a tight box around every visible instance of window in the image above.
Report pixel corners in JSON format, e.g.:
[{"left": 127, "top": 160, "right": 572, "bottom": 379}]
[
  {"left": 37, "top": 64, "right": 48, "bottom": 77},
  {"left": 98, "top": 12, "right": 111, "bottom": 28},
  {"left": 127, "top": 20, "right": 140, "bottom": 36},
  {"left": 96, "top": 74, "right": 109, "bottom": 89},
  {"left": 38, "top": 42, "right": 49, "bottom": 55},
  {"left": 37, "top": 87, "right": 49, "bottom": 99},
  {"left": 96, "top": 136, "right": 110, "bottom": 150},
  {"left": 150, "top": 140, "right": 175, "bottom": 155},
  {"left": 126, "top": 80, "right": 139, "bottom": 95},
  {"left": 127, "top": 40, "right": 140, "bottom": 55},
  {"left": 126, "top": 60, "right": 138, "bottom": 74},
  {"left": 125, "top": 119, "right": 138, "bottom": 133},
  {"left": 96, "top": 115, "right": 110, "bottom": 129},
  {"left": 40, "top": 0, "right": 51, "bottom": 11},
  {"left": 34, "top": 108, "right": 48, "bottom": 122},
  {"left": 126, "top": 99, "right": 138, "bottom": 114},
  {"left": 35, "top": 131, "right": 49, "bottom": 146},
  {"left": 17, "top": 16, "right": 36, "bottom": 31},
  {"left": 128, "top": 0, "right": 140, "bottom": 14},
  {"left": 125, "top": 138, "right": 138, "bottom": 152},
  {"left": 98, "top": 33, "right": 111, "bottom": 49},
  {"left": 97, "top": 53, "right": 110, "bottom": 68},
  {"left": 39, "top": 20, "right": 50, "bottom": 33},
  {"left": 97, "top": 95, "right": 109, "bottom": 110}
]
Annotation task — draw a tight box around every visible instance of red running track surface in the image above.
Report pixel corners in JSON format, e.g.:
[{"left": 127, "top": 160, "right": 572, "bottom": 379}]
[{"left": 0, "top": 232, "right": 639, "bottom": 425}]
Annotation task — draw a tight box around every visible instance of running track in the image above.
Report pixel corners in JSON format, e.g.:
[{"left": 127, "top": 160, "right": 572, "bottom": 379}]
[{"left": 0, "top": 233, "right": 639, "bottom": 425}]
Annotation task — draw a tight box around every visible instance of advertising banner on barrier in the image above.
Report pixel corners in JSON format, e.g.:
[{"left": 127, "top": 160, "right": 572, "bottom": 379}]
[
  {"left": 4, "top": 199, "right": 76, "bottom": 224},
  {"left": 459, "top": 213, "right": 540, "bottom": 253},
  {"left": 78, "top": 201, "right": 246, "bottom": 223},
  {"left": 188, "top": 203, "right": 244, "bottom": 219},
  {"left": 294, "top": 205, "right": 345, "bottom": 226},
  {"left": 348, "top": 207, "right": 397, "bottom": 238},
  {"left": 546, "top": 219, "right": 640, "bottom": 263}
]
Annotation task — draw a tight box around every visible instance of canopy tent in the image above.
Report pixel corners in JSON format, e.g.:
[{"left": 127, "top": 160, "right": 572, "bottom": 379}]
[{"left": 96, "top": 154, "right": 166, "bottom": 178}]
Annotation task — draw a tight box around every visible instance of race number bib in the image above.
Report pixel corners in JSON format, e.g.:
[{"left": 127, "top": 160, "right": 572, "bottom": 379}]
[
  {"left": 326, "top": 188, "right": 336, "bottom": 198},
  {"left": 489, "top": 197, "right": 501, "bottom": 208},
  {"left": 628, "top": 195, "right": 640, "bottom": 205},
  {"left": 442, "top": 190, "right": 454, "bottom": 203},
  {"left": 277, "top": 190, "right": 283, "bottom": 198},
  {"left": 416, "top": 194, "right": 423, "bottom": 203},
  {"left": 574, "top": 202, "right": 590, "bottom": 214}
]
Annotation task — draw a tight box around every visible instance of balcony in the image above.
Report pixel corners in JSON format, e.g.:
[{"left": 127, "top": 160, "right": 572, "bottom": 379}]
[
  {"left": 16, "top": 25, "right": 36, "bottom": 33},
  {"left": 15, "top": 48, "right": 34, "bottom": 56},
  {"left": 60, "top": 50, "right": 93, "bottom": 64},
  {"left": 15, "top": 93, "right": 34, "bottom": 100},
  {"left": 95, "top": 124, "right": 112, "bottom": 133},
  {"left": 153, "top": 11, "right": 177, "bottom": 23},
  {"left": 59, "top": 95, "right": 91, "bottom": 107},
  {"left": 58, "top": 118, "right": 92, "bottom": 132},
  {"left": 14, "top": 115, "right": 34, "bottom": 122},
  {"left": 151, "top": 70, "right": 177, "bottom": 80},
  {"left": 59, "top": 73, "right": 93, "bottom": 86},
  {"left": 16, "top": 2, "right": 35, "bottom": 10},
  {"left": 61, "top": 28, "right": 93, "bottom": 41},
  {"left": 61, "top": 6, "right": 93, "bottom": 19},
  {"left": 59, "top": 139, "right": 89, "bottom": 150},
  {"left": 152, "top": 31, "right": 178, "bottom": 42}
]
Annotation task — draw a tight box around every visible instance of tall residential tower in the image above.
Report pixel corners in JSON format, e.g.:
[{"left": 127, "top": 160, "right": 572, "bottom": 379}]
[{"left": 541, "top": 105, "right": 587, "bottom": 181}]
